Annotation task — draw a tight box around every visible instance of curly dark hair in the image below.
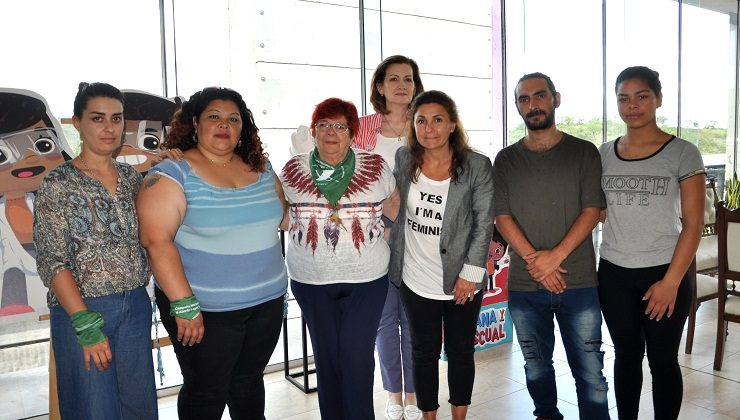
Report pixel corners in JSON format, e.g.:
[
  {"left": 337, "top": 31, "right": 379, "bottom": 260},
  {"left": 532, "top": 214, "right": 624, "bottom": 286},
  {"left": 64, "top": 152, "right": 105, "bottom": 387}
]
[
  {"left": 407, "top": 90, "right": 470, "bottom": 183},
  {"left": 369, "top": 55, "right": 424, "bottom": 114},
  {"left": 164, "top": 87, "right": 267, "bottom": 172}
]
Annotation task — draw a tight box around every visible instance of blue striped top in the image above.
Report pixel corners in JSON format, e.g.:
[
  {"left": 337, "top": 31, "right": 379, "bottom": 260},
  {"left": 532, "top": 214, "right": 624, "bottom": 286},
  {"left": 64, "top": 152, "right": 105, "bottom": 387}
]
[{"left": 150, "top": 159, "right": 288, "bottom": 312}]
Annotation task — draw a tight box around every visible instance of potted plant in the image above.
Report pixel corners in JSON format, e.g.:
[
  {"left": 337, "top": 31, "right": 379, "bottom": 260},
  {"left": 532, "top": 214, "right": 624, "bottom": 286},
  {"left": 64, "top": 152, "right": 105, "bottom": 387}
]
[{"left": 725, "top": 172, "right": 740, "bottom": 210}]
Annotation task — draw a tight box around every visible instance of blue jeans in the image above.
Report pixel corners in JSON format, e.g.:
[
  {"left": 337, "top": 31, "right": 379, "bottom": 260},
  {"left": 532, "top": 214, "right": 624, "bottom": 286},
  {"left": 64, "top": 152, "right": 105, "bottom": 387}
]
[
  {"left": 509, "top": 287, "right": 609, "bottom": 420},
  {"left": 51, "top": 286, "right": 157, "bottom": 420},
  {"left": 375, "top": 280, "right": 415, "bottom": 393},
  {"left": 291, "top": 276, "right": 388, "bottom": 420}
]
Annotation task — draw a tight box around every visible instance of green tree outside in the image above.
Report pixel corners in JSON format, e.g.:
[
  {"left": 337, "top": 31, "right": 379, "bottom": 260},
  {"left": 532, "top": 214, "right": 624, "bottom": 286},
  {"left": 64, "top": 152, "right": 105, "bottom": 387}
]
[{"left": 507, "top": 117, "right": 727, "bottom": 155}]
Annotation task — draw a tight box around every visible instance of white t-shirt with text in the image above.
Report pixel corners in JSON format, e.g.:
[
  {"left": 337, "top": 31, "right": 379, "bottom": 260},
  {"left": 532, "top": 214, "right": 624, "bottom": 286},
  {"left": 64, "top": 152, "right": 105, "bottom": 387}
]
[{"left": 403, "top": 173, "right": 452, "bottom": 300}]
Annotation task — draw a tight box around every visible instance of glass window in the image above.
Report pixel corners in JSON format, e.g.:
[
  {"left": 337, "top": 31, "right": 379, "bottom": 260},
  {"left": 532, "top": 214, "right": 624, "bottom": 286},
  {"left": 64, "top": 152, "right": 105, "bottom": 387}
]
[
  {"left": 363, "top": 5, "right": 495, "bottom": 156},
  {"left": 681, "top": 1, "right": 736, "bottom": 193},
  {"left": 605, "top": 0, "right": 679, "bottom": 140},
  {"left": 0, "top": 0, "right": 163, "bottom": 120},
  {"left": 505, "top": 0, "right": 603, "bottom": 147}
]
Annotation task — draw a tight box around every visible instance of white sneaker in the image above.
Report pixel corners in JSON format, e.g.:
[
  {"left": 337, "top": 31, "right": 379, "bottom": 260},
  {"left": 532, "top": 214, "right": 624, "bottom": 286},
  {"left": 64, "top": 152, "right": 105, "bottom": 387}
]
[
  {"left": 404, "top": 404, "right": 422, "bottom": 420},
  {"left": 385, "top": 400, "right": 405, "bottom": 420}
]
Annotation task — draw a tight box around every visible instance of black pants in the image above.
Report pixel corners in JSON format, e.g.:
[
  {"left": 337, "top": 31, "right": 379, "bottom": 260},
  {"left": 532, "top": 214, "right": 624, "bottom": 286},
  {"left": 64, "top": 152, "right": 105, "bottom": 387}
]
[
  {"left": 401, "top": 282, "right": 483, "bottom": 412},
  {"left": 156, "top": 288, "right": 284, "bottom": 420},
  {"left": 598, "top": 259, "right": 691, "bottom": 420}
]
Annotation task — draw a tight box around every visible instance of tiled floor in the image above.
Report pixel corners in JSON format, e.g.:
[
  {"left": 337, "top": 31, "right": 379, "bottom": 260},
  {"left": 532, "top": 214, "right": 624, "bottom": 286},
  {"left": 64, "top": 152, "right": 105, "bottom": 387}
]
[{"left": 7, "top": 298, "right": 740, "bottom": 420}]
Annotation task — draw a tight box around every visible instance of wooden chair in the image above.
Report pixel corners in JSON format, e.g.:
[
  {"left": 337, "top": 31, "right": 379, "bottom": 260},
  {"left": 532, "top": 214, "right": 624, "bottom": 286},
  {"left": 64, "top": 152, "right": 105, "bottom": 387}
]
[
  {"left": 685, "top": 178, "right": 720, "bottom": 354},
  {"left": 713, "top": 201, "right": 740, "bottom": 371}
]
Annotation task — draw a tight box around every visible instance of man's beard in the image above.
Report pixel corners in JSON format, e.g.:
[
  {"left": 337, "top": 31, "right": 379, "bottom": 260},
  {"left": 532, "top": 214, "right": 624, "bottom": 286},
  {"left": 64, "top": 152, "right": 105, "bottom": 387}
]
[{"left": 523, "top": 109, "right": 555, "bottom": 131}]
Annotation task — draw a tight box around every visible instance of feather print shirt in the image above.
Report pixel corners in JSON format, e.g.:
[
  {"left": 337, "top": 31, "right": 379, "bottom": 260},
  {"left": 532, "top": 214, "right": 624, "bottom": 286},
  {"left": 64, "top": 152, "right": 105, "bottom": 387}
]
[{"left": 280, "top": 149, "right": 396, "bottom": 284}]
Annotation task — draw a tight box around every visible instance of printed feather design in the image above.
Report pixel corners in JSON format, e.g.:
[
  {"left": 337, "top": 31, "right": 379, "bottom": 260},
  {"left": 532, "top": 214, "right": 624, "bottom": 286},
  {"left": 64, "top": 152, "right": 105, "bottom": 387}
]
[
  {"left": 282, "top": 152, "right": 384, "bottom": 201},
  {"left": 345, "top": 153, "right": 384, "bottom": 198},
  {"left": 324, "top": 216, "right": 340, "bottom": 252},
  {"left": 307, "top": 214, "right": 318, "bottom": 254},
  {"left": 281, "top": 156, "right": 321, "bottom": 197},
  {"left": 366, "top": 206, "right": 383, "bottom": 242},
  {"left": 289, "top": 205, "right": 305, "bottom": 245},
  {"left": 351, "top": 215, "right": 364, "bottom": 254}
]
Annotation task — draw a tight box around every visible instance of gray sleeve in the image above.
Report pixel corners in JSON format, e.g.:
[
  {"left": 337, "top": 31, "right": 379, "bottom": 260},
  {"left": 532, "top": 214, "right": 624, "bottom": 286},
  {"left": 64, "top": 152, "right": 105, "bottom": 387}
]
[
  {"left": 677, "top": 141, "right": 705, "bottom": 182},
  {"left": 464, "top": 154, "right": 495, "bottom": 269},
  {"left": 393, "top": 147, "right": 405, "bottom": 185},
  {"left": 492, "top": 150, "right": 510, "bottom": 216},
  {"left": 581, "top": 143, "right": 606, "bottom": 209}
]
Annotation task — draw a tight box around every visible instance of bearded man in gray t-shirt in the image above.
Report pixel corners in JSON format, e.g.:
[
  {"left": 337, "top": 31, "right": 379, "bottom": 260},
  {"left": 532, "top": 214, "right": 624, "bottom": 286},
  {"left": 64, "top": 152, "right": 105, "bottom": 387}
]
[{"left": 493, "top": 73, "right": 610, "bottom": 420}]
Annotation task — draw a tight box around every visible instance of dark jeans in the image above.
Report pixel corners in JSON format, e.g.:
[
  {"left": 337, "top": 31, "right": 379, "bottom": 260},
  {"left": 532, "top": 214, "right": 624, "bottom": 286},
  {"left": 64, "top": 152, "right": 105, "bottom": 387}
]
[
  {"left": 598, "top": 259, "right": 691, "bottom": 420},
  {"left": 291, "top": 276, "right": 388, "bottom": 420},
  {"left": 156, "top": 288, "right": 284, "bottom": 420},
  {"left": 508, "top": 288, "right": 609, "bottom": 420},
  {"left": 400, "top": 282, "right": 483, "bottom": 412}
]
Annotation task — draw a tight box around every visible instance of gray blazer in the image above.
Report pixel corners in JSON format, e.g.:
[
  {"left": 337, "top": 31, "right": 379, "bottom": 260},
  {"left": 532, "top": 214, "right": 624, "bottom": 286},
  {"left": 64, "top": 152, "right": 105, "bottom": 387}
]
[{"left": 388, "top": 147, "right": 495, "bottom": 294}]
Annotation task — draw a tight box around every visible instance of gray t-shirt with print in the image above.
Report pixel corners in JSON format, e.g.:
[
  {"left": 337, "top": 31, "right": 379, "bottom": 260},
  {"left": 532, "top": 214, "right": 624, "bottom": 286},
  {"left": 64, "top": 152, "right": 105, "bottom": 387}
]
[
  {"left": 599, "top": 136, "right": 705, "bottom": 268},
  {"left": 493, "top": 134, "right": 605, "bottom": 291}
]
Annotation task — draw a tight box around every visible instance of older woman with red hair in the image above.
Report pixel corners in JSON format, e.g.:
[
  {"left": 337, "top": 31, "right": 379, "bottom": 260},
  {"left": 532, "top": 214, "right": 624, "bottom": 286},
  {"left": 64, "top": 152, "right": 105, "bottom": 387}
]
[{"left": 280, "top": 97, "right": 398, "bottom": 419}]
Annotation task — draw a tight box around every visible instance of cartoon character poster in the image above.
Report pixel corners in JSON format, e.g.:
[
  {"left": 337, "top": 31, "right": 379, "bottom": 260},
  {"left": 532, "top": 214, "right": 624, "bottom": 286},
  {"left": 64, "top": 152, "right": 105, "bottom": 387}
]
[
  {"left": 0, "top": 88, "right": 72, "bottom": 319},
  {"left": 0, "top": 88, "right": 179, "bottom": 322},
  {"left": 474, "top": 228, "right": 512, "bottom": 352},
  {"left": 120, "top": 90, "right": 181, "bottom": 174},
  {"left": 440, "top": 229, "right": 512, "bottom": 359}
]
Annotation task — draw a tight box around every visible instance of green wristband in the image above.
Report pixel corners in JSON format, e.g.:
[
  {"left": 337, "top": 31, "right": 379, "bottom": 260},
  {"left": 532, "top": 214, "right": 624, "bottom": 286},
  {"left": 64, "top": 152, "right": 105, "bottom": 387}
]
[
  {"left": 70, "top": 310, "right": 107, "bottom": 347},
  {"left": 170, "top": 295, "right": 201, "bottom": 320}
]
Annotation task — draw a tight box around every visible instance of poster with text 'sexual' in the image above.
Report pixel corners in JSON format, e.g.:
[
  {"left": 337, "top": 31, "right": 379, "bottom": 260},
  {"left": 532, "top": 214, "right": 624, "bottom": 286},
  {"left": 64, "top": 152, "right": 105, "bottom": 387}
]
[
  {"left": 440, "top": 235, "right": 513, "bottom": 360},
  {"left": 474, "top": 235, "right": 513, "bottom": 352}
]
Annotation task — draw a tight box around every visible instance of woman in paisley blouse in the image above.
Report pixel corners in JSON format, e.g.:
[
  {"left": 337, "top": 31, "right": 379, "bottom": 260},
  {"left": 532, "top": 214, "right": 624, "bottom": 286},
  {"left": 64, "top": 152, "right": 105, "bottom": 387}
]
[
  {"left": 280, "top": 97, "right": 399, "bottom": 419},
  {"left": 34, "top": 82, "right": 157, "bottom": 420}
]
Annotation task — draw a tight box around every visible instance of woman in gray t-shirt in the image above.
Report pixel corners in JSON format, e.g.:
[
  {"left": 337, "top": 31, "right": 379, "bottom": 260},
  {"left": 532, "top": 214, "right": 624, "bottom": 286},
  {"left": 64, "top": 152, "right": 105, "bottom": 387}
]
[{"left": 598, "top": 66, "right": 705, "bottom": 420}]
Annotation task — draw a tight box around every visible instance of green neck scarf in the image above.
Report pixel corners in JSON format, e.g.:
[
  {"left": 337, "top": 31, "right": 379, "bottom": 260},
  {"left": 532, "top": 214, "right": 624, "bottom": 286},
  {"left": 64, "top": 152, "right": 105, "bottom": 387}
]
[{"left": 310, "top": 148, "right": 355, "bottom": 209}]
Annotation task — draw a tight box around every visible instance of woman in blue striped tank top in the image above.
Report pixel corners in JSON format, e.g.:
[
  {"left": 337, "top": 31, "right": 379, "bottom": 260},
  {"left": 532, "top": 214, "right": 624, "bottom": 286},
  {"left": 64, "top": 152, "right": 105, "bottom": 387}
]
[{"left": 137, "top": 87, "right": 288, "bottom": 420}]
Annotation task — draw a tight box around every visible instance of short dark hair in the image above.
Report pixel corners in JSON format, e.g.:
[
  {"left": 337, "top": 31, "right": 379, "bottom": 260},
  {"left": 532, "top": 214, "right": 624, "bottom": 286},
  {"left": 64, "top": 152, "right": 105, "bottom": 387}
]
[
  {"left": 514, "top": 72, "right": 557, "bottom": 102},
  {"left": 166, "top": 87, "right": 267, "bottom": 172},
  {"left": 73, "top": 82, "right": 124, "bottom": 118},
  {"left": 310, "top": 98, "right": 360, "bottom": 139},
  {"left": 369, "top": 55, "right": 424, "bottom": 114},
  {"left": 615, "top": 66, "right": 662, "bottom": 96}
]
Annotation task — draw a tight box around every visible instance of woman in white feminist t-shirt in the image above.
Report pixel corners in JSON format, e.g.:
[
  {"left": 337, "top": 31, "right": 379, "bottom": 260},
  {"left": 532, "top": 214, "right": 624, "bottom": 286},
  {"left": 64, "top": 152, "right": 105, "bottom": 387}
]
[{"left": 389, "top": 90, "right": 494, "bottom": 419}]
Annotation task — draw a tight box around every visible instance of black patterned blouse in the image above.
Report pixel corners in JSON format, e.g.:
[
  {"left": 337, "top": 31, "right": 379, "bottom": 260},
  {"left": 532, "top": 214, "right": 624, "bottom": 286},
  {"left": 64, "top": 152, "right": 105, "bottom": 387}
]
[{"left": 33, "top": 161, "right": 150, "bottom": 307}]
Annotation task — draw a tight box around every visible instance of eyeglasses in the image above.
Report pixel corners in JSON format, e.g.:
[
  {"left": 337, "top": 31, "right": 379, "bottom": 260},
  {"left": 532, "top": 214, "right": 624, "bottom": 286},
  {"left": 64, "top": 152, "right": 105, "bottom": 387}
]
[
  {"left": 0, "top": 127, "right": 60, "bottom": 166},
  {"left": 315, "top": 121, "right": 349, "bottom": 134}
]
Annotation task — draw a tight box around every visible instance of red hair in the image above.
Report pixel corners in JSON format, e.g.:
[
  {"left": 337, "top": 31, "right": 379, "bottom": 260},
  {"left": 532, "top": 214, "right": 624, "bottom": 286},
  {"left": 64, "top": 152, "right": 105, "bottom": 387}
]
[{"left": 310, "top": 98, "right": 360, "bottom": 139}]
